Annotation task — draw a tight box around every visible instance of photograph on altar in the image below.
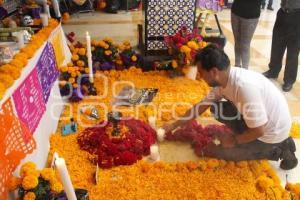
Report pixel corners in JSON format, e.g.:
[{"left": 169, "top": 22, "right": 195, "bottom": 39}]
[{"left": 1, "top": 0, "right": 300, "bottom": 199}]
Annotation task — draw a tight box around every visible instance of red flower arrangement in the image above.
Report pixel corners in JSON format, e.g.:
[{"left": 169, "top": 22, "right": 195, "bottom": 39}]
[
  {"left": 165, "top": 120, "right": 233, "bottom": 156},
  {"left": 164, "top": 27, "right": 208, "bottom": 70},
  {"left": 77, "top": 119, "right": 156, "bottom": 168}
]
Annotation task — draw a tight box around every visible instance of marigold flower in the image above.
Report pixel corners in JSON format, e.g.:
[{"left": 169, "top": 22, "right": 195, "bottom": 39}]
[
  {"left": 69, "top": 77, "right": 75, "bottom": 84},
  {"left": 78, "top": 48, "right": 86, "bottom": 56},
  {"left": 104, "top": 50, "right": 112, "bottom": 56},
  {"left": 50, "top": 181, "right": 63, "bottom": 193},
  {"left": 72, "top": 54, "right": 79, "bottom": 61},
  {"left": 23, "top": 192, "right": 36, "bottom": 200},
  {"left": 131, "top": 55, "right": 137, "bottom": 62},
  {"left": 187, "top": 41, "right": 199, "bottom": 50},
  {"left": 171, "top": 60, "right": 178, "bottom": 68},
  {"left": 22, "top": 175, "right": 39, "bottom": 190},
  {"left": 77, "top": 60, "right": 85, "bottom": 67},
  {"left": 67, "top": 62, "right": 74, "bottom": 67},
  {"left": 256, "top": 175, "right": 274, "bottom": 192},
  {"left": 40, "top": 168, "right": 55, "bottom": 181}
]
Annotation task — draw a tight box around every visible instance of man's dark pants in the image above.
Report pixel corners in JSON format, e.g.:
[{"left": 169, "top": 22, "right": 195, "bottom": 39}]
[
  {"left": 203, "top": 101, "right": 292, "bottom": 161},
  {"left": 268, "top": 8, "right": 300, "bottom": 85}
]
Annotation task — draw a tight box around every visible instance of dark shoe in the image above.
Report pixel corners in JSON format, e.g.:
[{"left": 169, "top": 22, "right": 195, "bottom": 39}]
[
  {"left": 280, "top": 151, "right": 298, "bottom": 170},
  {"left": 267, "top": 7, "right": 274, "bottom": 11},
  {"left": 263, "top": 70, "right": 278, "bottom": 79},
  {"left": 282, "top": 83, "right": 293, "bottom": 92},
  {"left": 279, "top": 137, "right": 298, "bottom": 170}
]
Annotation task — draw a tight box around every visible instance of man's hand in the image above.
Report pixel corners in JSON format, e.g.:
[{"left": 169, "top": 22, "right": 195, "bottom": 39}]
[
  {"left": 219, "top": 134, "right": 236, "bottom": 148},
  {"left": 162, "top": 123, "right": 177, "bottom": 133}
]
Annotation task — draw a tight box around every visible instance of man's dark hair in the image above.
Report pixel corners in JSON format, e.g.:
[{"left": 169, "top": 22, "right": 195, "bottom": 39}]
[{"left": 195, "top": 44, "right": 230, "bottom": 71}]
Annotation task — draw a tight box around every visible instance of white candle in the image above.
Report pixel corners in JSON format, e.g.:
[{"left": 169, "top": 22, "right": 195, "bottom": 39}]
[
  {"left": 150, "top": 145, "right": 160, "bottom": 161},
  {"left": 148, "top": 116, "right": 156, "bottom": 129},
  {"left": 52, "top": 0, "right": 61, "bottom": 18},
  {"left": 43, "top": 0, "right": 50, "bottom": 17},
  {"left": 45, "top": 4, "right": 51, "bottom": 18},
  {"left": 40, "top": 13, "right": 49, "bottom": 27},
  {"left": 213, "top": 138, "right": 221, "bottom": 146},
  {"left": 86, "top": 32, "right": 93, "bottom": 83},
  {"left": 55, "top": 158, "right": 77, "bottom": 200},
  {"left": 156, "top": 128, "right": 165, "bottom": 142},
  {"left": 16, "top": 31, "right": 24, "bottom": 49}
]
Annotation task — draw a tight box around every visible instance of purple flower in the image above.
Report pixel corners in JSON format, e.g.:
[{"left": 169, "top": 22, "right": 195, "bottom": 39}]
[{"left": 101, "top": 62, "right": 113, "bottom": 70}]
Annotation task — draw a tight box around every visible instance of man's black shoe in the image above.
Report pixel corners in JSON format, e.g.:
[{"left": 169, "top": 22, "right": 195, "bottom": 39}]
[
  {"left": 263, "top": 70, "right": 278, "bottom": 79},
  {"left": 267, "top": 7, "right": 274, "bottom": 11},
  {"left": 282, "top": 83, "right": 293, "bottom": 92},
  {"left": 279, "top": 137, "right": 298, "bottom": 170}
]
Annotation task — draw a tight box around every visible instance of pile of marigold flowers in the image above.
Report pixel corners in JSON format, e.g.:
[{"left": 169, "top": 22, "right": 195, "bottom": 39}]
[
  {"left": 8, "top": 161, "right": 63, "bottom": 200},
  {"left": 290, "top": 122, "right": 300, "bottom": 139},
  {"left": 0, "top": 19, "right": 59, "bottom": 100}
]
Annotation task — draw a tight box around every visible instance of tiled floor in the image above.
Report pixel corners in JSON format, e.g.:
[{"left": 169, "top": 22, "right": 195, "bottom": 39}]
[{"left": 62, "top": 7, "right": 300, "bottom": 184}]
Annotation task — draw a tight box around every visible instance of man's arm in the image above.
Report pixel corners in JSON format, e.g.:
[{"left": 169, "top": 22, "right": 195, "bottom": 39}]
[
  {"left": 163, "top": 99, "right": 212, "bottom": 132},
  {"left": 220, "top": 121, "right": 266, "bottom": 148},
  {"left": 235, "top": 124, "right": 265, "bottom": 144}
]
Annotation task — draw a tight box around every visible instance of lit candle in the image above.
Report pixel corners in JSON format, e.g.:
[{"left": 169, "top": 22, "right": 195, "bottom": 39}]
[
  {"left": 213, "top": 138, "right": 221, "bottom": 146},
  {"left": 86, "top": 32, "right": 93, "bottom": 83},
  {"left": 150, "top": 145, "right": 160, "bottom": 161},
  {"left": 40, "top": 13, "right": 48, "bottom": 27},
  {"left": 16, "top": 31, "right": 24, "bottom": 49},
  {"left": 156, "top": 128, "right": 165, "bottom": 142},
  {"left": 148, "top": 116, "right": 156, "bottom": 129},
  {"left": 55, "top": 158, "right": 77, "bottom": 200},
  {"left": 52, "top": 0, "right": 61, "bottom": 18}
]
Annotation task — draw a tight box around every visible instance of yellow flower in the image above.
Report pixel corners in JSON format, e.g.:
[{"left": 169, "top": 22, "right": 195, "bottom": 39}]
[
  {"left": 73, "top": 83, "right": 78, "bottom": 88},
  {"left": 91, "top": 39, "right": 98, "bottom": 46},
  {"left": 91, "top": 46, "right": 95, "bottom": 52},
  {"left": 118, "top": 44, "right": 125, "bottom": 51},
  {"left": 116, "top": 60, "right": 123, "bottom": 65},
  {"left": 78, "top": 48, "right": 86, "bottom": 56},
  {"left": 22, "top": 175, "right": 39, "bottom": 190},
  {"left": 60, "top": 66, "right": 68, "bottom": 72},
  {"left": 50, "top": 181, "right": 63, "bottom": 193},
  {"left": 131, "top": 55, "right": 137, "bottom": 62},
  {"left": 104, "top": 37, "right": 113, "bottom": 43},
  {"left": 77, "top": 60, "right": 85, "bottom": 67},
  {"left": 104, "top": 50, "right": 112, "bottom": 56},
  {"left": 72, "top": 54, "right": 79, "bottom": 61},
  {"left": 24, "top": 192, "right": 36, "bottom": 200},
  {"left": 67, "top": 62, "right": 74, "bottom": 67},
  {"left": 180, "top": 45, "right": 191, "bottom": 54},
  {"left": 104, "top": 44, "right": 109, "bottom": 49},
  {"left": 40, "top": 168, "right": 55, "bottom": 181},
  {"left": 71, "top": 71, "right": 77, "bottom": 78},
  {"left": 187, "top": 41, "right": 199, "bottom": 50},
  {"left": 69, "top": 77, "right": 75, "bottom": 84},
  {"left": 290, "top": 122, "right": 300, "bottom": 138},
  {"left": 84, "top": 68, "right": 90, "bottom": 73},
  {"left": 20, "top": 162, "right": 37, "bottom": 177},
  {"left": 98, "top": 41, "right": 107, "bottom": 48},
  {"left": 171, "top": 60, "right": 178, "bottom": 68},
  {"left": 207, "top": 159, "right": 219, "bottom": 169},
  {"left": 256, "top": 175, "right": 274, "bottom": 192},
  {"left": 123, "top": 40, "right": 131, "bottom": 46}
]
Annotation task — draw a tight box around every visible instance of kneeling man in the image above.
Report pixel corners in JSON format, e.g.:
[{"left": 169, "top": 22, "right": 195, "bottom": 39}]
[{"left": 164, "top": 45, "right": 298, "bottom": 170}]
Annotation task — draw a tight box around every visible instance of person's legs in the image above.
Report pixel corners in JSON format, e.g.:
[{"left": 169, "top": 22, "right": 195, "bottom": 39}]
[
  {"left": 203, "top": 140, "right": 282, "bottom": 161},
  {"left": 265, "top": 9, "right": 287, "bottom": 77},
  {"left": 267, "top": 0, "right": 273, "bottom": 10},
  {"left": 203, "top": 137, "right": 298, "bottom": 169},
  {"left": 282, "top": 12, "right": 300, "bottom": 90},
  {"left": 261, "top": 0, "right": 266, "bottom": 9},
  {"left": 231, "top": 12, "right": 242, "bottom": 67},
  {"left": 239, "top": 17, "right": 259, "bottom": 69}
]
